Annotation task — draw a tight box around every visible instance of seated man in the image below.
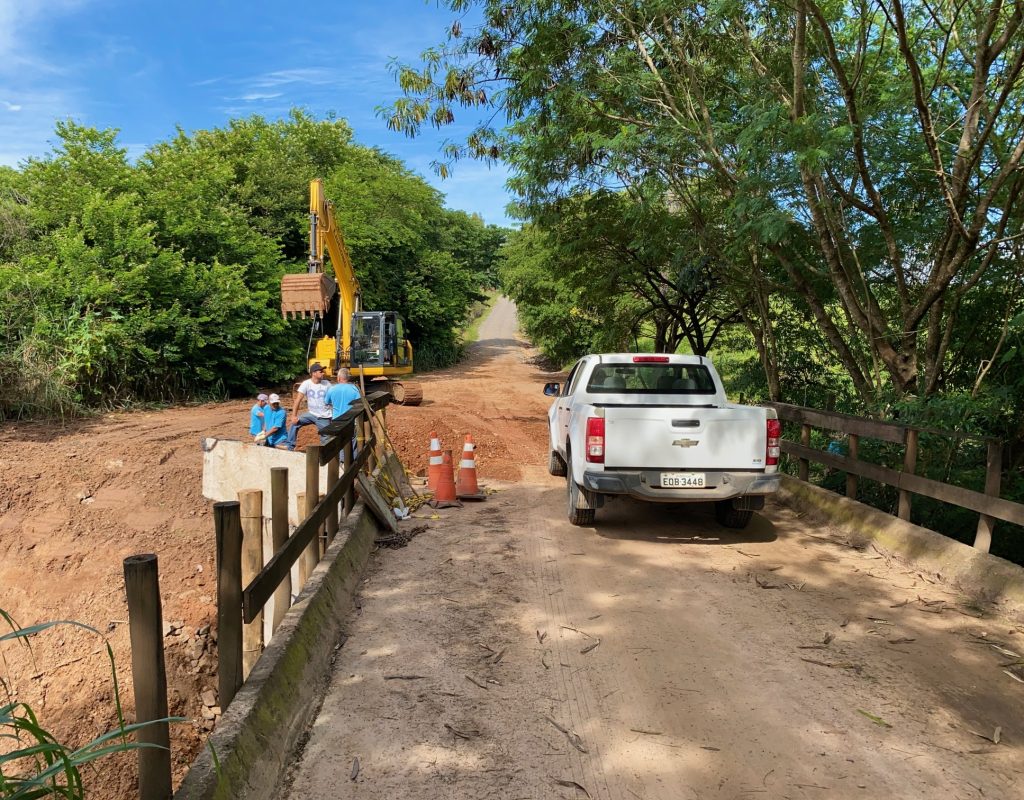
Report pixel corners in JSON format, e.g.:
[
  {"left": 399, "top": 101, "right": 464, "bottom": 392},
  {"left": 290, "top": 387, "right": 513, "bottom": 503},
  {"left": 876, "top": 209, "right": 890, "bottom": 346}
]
[
  {"left": 249, "top": 393, "right": 268, "bottom": 441},
  {"left": 263, "top": 394, "right": 288, "bottom": 447},
  {"left": 325, "top": 368, "right": 361, "bottom": 420},
  {"left": 285, "top": 363, "right": 333, "bottom": 450}
]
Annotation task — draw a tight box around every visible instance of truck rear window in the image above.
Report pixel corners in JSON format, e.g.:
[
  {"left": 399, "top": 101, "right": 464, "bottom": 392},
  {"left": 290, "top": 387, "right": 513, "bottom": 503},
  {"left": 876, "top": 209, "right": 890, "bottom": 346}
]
[{"left": 586, "top": 364, "right": 716, "bottom": 394}]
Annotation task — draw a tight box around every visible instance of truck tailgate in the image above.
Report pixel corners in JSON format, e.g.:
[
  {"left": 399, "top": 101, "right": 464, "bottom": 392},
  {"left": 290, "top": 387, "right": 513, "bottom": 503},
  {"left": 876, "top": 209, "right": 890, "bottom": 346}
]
[{"left": 603, "top": 405, "right": 767, "bottom": 470}]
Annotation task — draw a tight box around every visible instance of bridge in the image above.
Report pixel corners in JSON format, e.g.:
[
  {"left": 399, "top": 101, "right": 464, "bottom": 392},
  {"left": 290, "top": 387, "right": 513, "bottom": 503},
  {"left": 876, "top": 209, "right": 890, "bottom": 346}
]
[{"left": 121, "top": 301, "right": 1023, "bottom": 800}]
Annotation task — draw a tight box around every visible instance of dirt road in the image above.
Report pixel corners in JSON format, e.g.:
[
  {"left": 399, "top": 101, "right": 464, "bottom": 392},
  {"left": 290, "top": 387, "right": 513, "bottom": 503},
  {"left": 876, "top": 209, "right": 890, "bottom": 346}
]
[{"left": 285, "top": 299, "right": 1024, "bottom": 800}]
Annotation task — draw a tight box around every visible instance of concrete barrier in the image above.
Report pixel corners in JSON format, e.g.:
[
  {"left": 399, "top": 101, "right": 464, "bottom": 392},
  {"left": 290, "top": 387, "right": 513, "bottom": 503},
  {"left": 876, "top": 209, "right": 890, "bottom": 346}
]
[
  {"left": 777, "top": 475, "right": 1024, "bottom": 616},
  {"left": 173, "top": 495, "right": 379, "bottom": 800},
  {"left": 202, "top": 438, "right": 332, "bottom": 525}
]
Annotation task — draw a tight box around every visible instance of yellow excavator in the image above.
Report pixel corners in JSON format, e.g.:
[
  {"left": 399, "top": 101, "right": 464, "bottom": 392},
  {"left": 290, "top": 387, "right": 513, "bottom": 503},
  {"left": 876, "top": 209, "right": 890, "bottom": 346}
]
[{"left": 280, "top": 179, "right": 423, "bottom": 405}]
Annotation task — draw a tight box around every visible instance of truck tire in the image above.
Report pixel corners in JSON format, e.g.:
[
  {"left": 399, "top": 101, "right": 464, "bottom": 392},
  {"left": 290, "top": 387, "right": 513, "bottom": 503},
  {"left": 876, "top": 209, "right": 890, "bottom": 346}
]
[
  {"left": 715, "top": 501, "right": 753, "bottom": 530},
  {"left": 548, "top": 450, "right": 567, "bottom": 477},
  {"left": 566, "top": 457, "right": 596, "bottom": 526}
]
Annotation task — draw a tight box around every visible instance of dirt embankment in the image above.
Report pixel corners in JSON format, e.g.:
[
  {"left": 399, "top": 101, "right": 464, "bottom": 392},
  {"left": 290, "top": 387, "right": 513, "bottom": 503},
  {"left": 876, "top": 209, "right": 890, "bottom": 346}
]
[{"left": 0, "top": 297, "right": 560, "bottom": 795}]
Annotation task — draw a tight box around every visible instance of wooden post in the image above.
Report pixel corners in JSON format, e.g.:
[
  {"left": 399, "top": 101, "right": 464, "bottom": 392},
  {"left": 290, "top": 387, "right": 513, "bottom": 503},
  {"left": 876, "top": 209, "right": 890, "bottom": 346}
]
[
  {"left": 363, "top": 416, "right": 376, "bottom": 472},
  {"left": 214, "top": 501, "right": 243, "bottom": 709},
  {"left": 846, "top": 434, "right": 859, "bottom": 500},
  {"left": 799, "top": 424, "right": 811, "bottom": 481},
  {"left": 123, "top": 554, "right": 172, "bottom": 800},
  {"left": 973, "top": 440, "right": 1002, "bottom": 553},
  {"left": 326, "top": 457, "right": 340, "bottom": 544},
  {"left": 238, "top": 490, "right": 263, "bottom": 679},
  {"left": 343, "top": 438, "right": 355, "bottom": 515},
  {"left": 898, "top": 429, "right": 918, "bottom": 521},
  {"left": 299, "top": 446, "right": 320, "bottom": 587},
  {"left": 270, "top": 467, "right": 290, "bottom": 634}
]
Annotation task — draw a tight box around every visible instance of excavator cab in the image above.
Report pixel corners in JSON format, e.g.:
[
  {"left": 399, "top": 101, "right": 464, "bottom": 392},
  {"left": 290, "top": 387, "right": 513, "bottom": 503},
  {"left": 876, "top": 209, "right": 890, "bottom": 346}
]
[{"left": 351, "top": 311, "right": 412, "bottom": 368}]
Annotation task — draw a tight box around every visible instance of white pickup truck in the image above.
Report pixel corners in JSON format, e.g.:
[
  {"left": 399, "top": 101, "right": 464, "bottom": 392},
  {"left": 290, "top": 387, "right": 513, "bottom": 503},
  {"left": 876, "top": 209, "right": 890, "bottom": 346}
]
[{"left": 544, "top": 353, "right": 780, "bottom": 529}]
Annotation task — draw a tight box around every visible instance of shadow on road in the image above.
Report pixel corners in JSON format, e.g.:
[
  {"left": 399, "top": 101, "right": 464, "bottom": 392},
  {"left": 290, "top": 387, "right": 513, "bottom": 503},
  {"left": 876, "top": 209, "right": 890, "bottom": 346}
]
[{"left": 533, "top": 489, "right": 779, "bottom": 545}]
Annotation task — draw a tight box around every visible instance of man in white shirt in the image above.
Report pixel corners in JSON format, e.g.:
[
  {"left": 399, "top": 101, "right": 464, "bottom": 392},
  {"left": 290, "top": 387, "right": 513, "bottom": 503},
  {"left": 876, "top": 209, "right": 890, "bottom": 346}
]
[{"left": 285, "top": 363, "right": 333, "bottom": 450}]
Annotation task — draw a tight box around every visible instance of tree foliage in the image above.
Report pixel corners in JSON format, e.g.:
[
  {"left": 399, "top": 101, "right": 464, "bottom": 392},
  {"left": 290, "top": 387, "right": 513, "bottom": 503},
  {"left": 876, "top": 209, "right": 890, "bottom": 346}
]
[
  {"left": 0, "top": 113, "right": 505, "bottom": 418},
  {"left": 386, "top": 0, "right": 1024, "bottom": 408}
]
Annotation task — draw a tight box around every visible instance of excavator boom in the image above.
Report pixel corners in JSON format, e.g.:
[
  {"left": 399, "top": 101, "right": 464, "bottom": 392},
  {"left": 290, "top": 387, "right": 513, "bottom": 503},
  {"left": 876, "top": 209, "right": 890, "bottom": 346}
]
[{"left": 279, "top": 179, "right": 421, "bottom": 404}]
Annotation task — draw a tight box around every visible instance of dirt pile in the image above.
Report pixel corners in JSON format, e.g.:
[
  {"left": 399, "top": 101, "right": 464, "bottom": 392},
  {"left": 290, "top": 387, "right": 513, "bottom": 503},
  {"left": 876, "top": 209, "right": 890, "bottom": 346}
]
[{"left": 0, "top": 299, "right": 559, "bottom": 795}]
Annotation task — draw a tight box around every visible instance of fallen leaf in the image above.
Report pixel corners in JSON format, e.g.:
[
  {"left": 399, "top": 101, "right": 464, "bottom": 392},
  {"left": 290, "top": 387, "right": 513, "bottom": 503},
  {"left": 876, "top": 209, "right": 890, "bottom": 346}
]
[
  {"left": 445, "top": 723, "right": 481, "bottom": 740},
  {"left": 857, "top": 709, "right": 892, "bottom": 728},
  {"left": 580, "top": 639, "right": 601, "bottom": 655},
  {"left": 546, "top": 716, "right": 588, "bottom": 753},
  {"left": 551, "top": 778, "right": 592, "bottom": 798},
  {"left": 350, "top": 757, "right": 360, "bottom": 781}
]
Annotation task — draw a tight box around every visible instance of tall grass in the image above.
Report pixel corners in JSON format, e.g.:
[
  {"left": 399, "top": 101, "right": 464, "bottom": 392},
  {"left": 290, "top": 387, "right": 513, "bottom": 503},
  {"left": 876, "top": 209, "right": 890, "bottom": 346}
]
[{"left": 0, "top": 609, "right": 182, "bottom": 798}]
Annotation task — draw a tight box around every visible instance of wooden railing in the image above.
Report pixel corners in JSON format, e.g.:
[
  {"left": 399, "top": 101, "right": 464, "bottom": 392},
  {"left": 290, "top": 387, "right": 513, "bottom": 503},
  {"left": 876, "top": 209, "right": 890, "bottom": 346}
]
[
  {"left": 212, "top": 390, "right": 390, "bottom": 707},
  {"left": 121, "top": 390, "right": 391, "bottom": 799},
  {"left": 765, "top": 402, "right": 1023, "bottom": 554}
]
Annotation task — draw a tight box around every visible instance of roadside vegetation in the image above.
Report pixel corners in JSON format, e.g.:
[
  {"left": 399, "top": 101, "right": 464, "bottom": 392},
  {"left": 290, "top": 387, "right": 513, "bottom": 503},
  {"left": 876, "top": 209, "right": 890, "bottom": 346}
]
[
  {"left": 388, "top": 0, "right": 1024, "bottom": 559},
  {"left": 0, "top": 112, "right": 506, "bottom": 420},
  {"left": 0, "top": 610, "right": 173, "bottom": 798}
]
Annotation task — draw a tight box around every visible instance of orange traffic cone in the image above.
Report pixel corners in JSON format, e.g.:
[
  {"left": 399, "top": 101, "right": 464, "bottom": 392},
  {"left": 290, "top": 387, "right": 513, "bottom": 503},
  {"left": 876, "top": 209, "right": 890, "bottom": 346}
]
[
  {"left": 429, "top": 449, "right": 462, "bottom": 509},
  {"left": 456, "top": 434, "right": 486, "bottom": 501},
  {"left": 427, "top": 431, "right": 444, "bottom": 491}
]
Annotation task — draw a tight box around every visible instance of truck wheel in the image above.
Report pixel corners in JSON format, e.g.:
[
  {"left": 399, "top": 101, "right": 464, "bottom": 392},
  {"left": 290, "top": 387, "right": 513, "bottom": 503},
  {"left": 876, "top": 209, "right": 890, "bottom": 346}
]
[
  {"left": 715, "top": 501, "right": 753, "bottom": 530},
  {"left": 566, "top": 458, "right": 595, "bottom": 526},
  {"left": 548, "top": 450, "right": 567, "bottom": 477}
]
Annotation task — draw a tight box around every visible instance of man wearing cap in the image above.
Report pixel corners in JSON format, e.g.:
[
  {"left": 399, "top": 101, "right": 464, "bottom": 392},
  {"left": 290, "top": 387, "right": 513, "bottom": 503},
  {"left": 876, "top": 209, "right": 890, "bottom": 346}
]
[
  {"left": 325, "top": 368, "right": 361, "bottom": 420},
  {"left": 263, "top": 394, "right": 288, "bottom": 447},
  {"left": 249, "top": 393, "right": 269, "bottom": 442},
  {"left": 285, "top": 363, "right": 333, "bottom": 450}
]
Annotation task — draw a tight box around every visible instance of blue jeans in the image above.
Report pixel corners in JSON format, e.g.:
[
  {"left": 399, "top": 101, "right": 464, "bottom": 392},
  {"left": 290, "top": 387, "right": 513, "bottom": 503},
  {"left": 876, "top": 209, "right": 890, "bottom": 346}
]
[{"left": 285, "top": 413, "right": 332, "bottom": 450}]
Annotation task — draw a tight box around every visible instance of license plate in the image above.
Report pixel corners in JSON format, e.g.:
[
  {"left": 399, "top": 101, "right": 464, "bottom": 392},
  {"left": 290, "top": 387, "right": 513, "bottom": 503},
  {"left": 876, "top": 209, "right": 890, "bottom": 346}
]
[{"left": 660, "top": 472, "right": 706, "bottom": 488}]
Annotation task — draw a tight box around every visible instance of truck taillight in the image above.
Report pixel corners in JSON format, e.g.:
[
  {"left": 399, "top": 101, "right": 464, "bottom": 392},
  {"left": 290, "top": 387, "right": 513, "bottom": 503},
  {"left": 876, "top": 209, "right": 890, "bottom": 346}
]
[
  {"left": 586, "top": 417, "right": 605, "bottom": 463},
  {"left": 766, "top": 418, "right": 781, "bottom": 466}
]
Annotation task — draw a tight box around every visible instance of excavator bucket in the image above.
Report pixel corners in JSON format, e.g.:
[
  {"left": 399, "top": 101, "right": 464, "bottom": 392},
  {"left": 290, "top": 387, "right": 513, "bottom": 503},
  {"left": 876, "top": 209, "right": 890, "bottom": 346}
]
[{"left": 280, "top": 273, "right": 337, "bottom": 319}]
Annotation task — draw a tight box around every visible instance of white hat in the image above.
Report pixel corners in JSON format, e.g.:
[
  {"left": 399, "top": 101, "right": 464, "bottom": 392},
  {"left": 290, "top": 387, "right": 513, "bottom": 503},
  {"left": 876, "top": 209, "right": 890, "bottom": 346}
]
[
  {"left": 257, "top": 393, "right": 269, "bottom": 401},
  {"left": 268, "top": 393, "right": 281, "bottom": 404}
]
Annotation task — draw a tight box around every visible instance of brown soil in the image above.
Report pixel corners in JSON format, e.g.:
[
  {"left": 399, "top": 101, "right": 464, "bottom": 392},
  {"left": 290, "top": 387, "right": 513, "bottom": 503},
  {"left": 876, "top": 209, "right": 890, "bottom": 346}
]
[
  {"left": 0, "top": 297, "right": 560, "bottom": 795},
  {"left": 5, "top": 297, "right": 1022, "bottom": 799}
]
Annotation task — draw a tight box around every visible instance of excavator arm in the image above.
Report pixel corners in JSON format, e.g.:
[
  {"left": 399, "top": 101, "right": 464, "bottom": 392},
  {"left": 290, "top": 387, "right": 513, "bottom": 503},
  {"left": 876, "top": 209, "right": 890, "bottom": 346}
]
[
  {"left": 279, "top": 179, "right": 421, "bottom": 403},
  {"left": 307, "top": 178, "right": 359, "bottom": 358},
  {"left": 281, "top": 179, "right": 361, "bottom": 359}
]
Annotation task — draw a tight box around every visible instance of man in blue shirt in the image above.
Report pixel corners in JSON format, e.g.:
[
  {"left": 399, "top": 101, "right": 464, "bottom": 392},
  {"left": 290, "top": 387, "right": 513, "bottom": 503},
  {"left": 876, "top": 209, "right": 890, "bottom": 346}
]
[
  {"left": 325, "top": 368, "right": 362, "bottom": 420},
  {"left": 249, "top": 393, "right": 268, "bottom": 441},
  {"left": 263, "top": 394, "right": 288, "bottom": 447}
]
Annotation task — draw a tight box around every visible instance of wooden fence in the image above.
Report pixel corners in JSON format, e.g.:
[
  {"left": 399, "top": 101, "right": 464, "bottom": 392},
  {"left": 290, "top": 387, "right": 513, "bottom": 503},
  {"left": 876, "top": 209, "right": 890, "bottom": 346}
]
[
  {"left": 123, "top": 390, "right": 391, "bottom": 799},
  {"left": 766, "top": 402, "right": 1024, "bottom": 554}
]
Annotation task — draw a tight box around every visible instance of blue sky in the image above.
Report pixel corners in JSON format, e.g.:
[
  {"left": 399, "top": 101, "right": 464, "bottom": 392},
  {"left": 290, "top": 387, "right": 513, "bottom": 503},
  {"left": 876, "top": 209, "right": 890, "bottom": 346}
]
[{"left": 0, "top": 0, "right": 514, "bottom": 225}]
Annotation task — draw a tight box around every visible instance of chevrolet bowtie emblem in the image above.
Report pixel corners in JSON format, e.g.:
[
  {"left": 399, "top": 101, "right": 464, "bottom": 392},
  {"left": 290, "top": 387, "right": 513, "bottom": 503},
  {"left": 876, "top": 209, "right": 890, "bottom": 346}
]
[{"left": 672, "top": 438, "right": 699, "bottom": 448}]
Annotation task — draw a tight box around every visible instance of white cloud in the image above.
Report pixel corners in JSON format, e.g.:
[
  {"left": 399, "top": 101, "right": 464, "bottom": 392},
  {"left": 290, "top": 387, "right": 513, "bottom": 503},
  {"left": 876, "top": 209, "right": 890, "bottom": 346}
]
[
  {"left": 249, "top": 67, "right": 339, "bottom": 88},
  {"left": 0, "top": 0, "right": 89, "bottom": 72},
  {"left": 0, "top": 0, "right": 92, "bottom": 165},
  {"left": 238, "top": 92, "right": 284, "bottom": 102}
]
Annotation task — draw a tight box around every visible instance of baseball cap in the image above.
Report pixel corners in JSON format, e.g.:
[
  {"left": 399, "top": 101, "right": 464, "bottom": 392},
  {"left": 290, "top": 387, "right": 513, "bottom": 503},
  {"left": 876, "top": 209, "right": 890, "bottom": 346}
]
[
  {"left": 257, "top": 393, "right": 269, "bottom": 401},
  {"left": 268, "top": 393, "right": 281, "bottom": 404}
]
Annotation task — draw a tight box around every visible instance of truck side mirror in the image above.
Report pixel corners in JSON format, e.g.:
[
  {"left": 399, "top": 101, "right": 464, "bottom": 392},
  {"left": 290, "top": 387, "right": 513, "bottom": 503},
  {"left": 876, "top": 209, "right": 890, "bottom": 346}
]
[{"left": 543, "top": 382, "right": 560, "bottom": 396}]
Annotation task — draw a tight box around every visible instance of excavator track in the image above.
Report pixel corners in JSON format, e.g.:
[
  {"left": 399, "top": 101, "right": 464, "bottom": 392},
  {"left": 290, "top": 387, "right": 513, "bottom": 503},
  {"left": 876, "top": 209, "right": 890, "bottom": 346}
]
[{"left": 386, "top": 380, "right": 423, "bottom": 406}]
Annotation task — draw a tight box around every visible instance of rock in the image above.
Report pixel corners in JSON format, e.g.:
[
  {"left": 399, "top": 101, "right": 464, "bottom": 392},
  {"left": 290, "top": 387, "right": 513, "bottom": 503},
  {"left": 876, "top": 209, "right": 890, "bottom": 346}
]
[
  {"left": 201, "top": 706, "right": 215, "bottom": 720},
  {"left": 211, "top": 706, "right": 222, "bottom": 717},
  {"left": 197, "top": 624, "right": 211, "bottom": 636},
  {"left": 201, "top": 689, "right": 217, "bottom": 707}
]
